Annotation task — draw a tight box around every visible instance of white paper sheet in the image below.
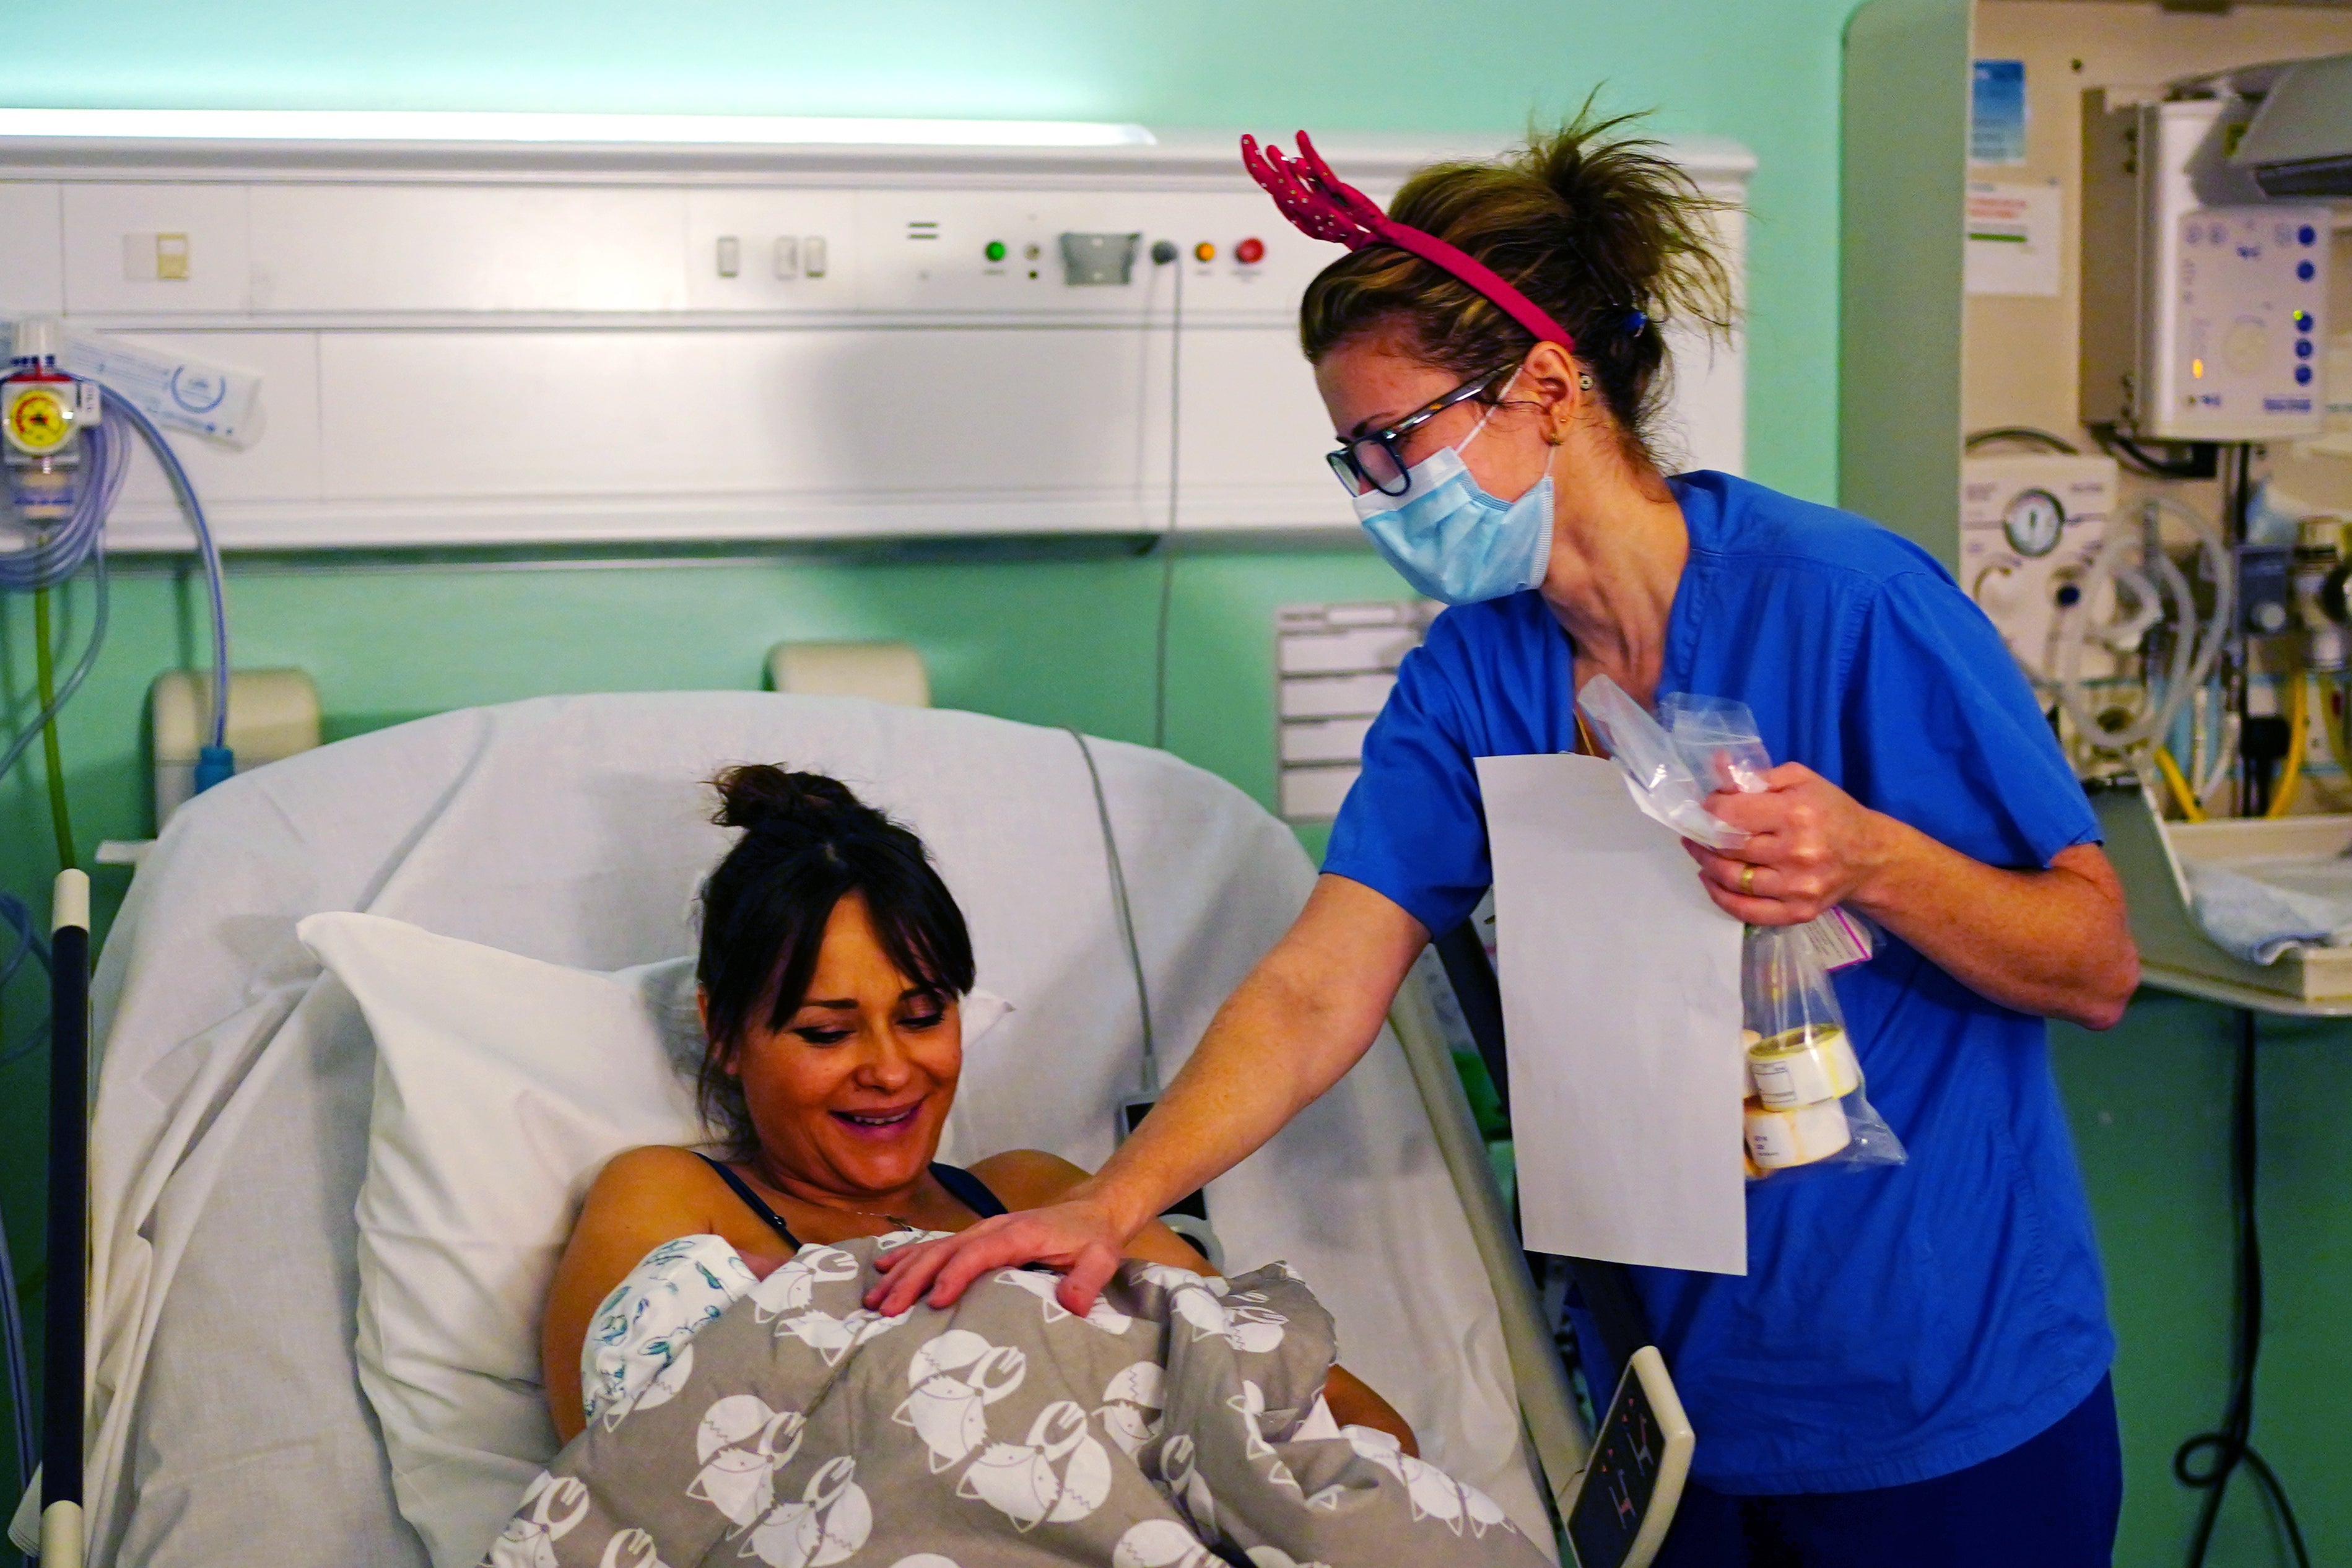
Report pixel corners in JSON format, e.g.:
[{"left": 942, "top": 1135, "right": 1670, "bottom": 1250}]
[{"left": 1476, "top": 752, "right": 1748, "bottom": 1274}]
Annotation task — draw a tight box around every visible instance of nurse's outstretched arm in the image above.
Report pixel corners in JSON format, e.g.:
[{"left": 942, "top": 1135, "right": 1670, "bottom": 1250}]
[{"left": 866, "top": 873, "right": 1427, "bottom": 1317}]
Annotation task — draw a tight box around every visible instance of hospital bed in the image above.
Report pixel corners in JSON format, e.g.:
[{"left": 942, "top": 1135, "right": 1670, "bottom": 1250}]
[{"left": 23, "top": 691, "right": 1586, "bottom": 1566}]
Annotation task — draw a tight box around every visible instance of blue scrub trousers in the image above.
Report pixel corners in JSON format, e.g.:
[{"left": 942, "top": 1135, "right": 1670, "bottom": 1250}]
[{"left": 1650, "top": 1375, "right": 2122, "bottom": 1568}]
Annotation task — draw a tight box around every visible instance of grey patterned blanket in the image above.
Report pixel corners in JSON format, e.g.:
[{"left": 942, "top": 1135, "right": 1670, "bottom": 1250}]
[{"left": 487, "top": 1233, "right": 1549, "bottom": 1567}]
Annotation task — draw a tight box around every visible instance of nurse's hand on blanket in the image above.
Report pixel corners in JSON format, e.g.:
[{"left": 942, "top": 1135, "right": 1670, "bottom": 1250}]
[
  {"left": 869, "top": 1192, "right": 1128, "bottom": 1318},
  {"left": 1684, "top": 761, "right": 2138, "bottom": 1029}
]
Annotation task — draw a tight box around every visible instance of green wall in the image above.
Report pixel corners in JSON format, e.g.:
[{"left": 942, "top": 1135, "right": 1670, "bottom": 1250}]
[{"left": 3, "top": 3, "right": 2346, "bottom": 1564}]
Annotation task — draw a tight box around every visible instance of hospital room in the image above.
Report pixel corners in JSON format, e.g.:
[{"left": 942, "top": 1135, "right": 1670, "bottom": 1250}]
[{"left": 4, "top": 1, "right": 2351, "bottom": 1564}]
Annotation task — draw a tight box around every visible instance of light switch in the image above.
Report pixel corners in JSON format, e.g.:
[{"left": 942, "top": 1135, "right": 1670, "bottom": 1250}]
[
  {"left": 715, "top": 236, "right": 741, "bottom": 278},
  {"left": 122, "top": 232, "right": 192, "bottom": 282},
  {"left": 803, "top": 236, "right": 827, "bottom": 278},
  {"left": 773, "top": 236, "right": 799, "bottom": 280}
]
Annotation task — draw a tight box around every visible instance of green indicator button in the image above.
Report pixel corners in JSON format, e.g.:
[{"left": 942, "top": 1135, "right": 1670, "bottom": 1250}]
[{"left": 984, "top": 240, "right": 1007, "bottom": 263}]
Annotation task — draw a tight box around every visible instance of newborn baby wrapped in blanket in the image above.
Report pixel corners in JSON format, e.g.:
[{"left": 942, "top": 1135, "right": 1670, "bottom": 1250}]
[{"left": 490, "top": 1232, "right": 1546, "bottom": 1568}]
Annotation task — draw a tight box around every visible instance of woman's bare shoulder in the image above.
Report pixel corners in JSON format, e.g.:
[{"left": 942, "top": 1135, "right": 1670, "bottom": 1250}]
[
  {"left": 964, "top": 1148, "right": 1090, "bottom": 1210},
  {"left": 581, "top": 1144, "right": 725, "bottom": 1220}
]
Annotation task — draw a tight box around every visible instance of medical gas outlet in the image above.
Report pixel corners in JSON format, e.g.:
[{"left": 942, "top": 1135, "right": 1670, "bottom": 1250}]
[
  {"left": 1060, "top": 232, "right": 1141, "bottom": 285},
  {"left": 3, "top": 318, "right": 102, "bottom": 523},
  {"left": 1961, "top": 455, "right": 2119, "bottom": 682}
]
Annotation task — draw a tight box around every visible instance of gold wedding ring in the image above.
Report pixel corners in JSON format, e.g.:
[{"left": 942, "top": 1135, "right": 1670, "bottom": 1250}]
[{"left": 1740, "top": 864, "right": 1758, "bottom": 895}]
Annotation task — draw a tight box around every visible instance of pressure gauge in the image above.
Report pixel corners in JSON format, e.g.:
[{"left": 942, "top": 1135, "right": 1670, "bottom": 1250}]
[
  {"left": 3, "top": 382, "right": 75, "bottom": 455},
  {"left": 2001, "top": 488, "right": 2066, "bottom": 558}
]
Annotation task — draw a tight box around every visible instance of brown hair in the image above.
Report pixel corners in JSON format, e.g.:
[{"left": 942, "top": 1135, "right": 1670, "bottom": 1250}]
[
  {"left": 1299, "top": 102, "right": 1736, "bottom": 471},
  {"left": 694, "top": 765, "right": 974, "bottom": 1157}
]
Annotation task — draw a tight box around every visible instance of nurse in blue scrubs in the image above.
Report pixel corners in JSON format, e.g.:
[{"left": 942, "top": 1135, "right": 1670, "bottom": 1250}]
[{"left": 873, "top": 111, "right": 2140, "bottom": 1567}]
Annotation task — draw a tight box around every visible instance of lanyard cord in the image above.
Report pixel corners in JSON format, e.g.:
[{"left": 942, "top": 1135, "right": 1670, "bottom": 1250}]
[{"left": 1573, "top": 708, "right": 1599, "bottom": 758}]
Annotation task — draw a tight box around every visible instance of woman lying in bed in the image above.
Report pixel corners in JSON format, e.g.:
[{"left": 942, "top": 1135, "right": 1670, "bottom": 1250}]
[{"left": 541, "top": 764, "right": 1414, "bottom": 1452}]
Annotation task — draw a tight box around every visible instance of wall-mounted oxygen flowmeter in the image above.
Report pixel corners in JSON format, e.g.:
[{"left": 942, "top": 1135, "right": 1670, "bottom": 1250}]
[
  {"left": 2, "top": 319, "right": 102, "bottom": 523},
  {"left": 1961, "top": 454, "right": 2120, "bottom": 681},
  {"left": 2080, "top": 94, "right": 2332, "bottom": 443}
]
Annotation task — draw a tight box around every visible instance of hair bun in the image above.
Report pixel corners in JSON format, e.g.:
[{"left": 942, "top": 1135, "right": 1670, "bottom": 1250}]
[{"left": 709, "top": 763, "right": 871, "bottom": 837}]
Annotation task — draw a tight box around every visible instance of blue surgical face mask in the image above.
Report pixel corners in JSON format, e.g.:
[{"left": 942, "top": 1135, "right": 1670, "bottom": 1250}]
[{"left": 1349, "top": 380, "right": 1554, "bottom": 605}]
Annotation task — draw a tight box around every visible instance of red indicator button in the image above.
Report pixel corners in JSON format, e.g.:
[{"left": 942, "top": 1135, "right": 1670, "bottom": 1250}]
[{"left": 1235, "top": 237, "right": 1266, "bottom": 265}]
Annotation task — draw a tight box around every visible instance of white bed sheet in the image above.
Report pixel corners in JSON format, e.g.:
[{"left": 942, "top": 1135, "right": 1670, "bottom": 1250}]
[{"left": 64, "top": 692, "right": 1540, "bottom": 1566}]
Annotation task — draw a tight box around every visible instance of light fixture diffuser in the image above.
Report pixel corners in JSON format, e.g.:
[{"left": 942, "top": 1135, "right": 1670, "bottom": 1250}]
[{"left": 0, "top": 108, "right": 1156, "bottom": 149}]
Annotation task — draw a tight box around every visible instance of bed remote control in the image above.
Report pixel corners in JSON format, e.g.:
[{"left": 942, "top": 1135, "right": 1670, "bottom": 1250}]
[{"left": 1564, "top": 1344, "right": 1695, "bottom": 1568}]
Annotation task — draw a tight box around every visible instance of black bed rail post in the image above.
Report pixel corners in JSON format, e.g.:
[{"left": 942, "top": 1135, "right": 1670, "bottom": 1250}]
[{"left": 43, "top": 869, "right": 89, "bottom": 1568}]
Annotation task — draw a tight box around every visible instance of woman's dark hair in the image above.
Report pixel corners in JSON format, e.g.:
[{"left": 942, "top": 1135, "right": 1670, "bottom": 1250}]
[
  {"left": 1298, "top": 100, "right": 1736, "bottom": 473},
  {"left": 694, "top": 764, "right": 975, "bottom": 1156}
]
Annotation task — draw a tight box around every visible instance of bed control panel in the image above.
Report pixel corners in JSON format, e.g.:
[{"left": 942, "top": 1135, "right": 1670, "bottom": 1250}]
[{"left": 1566, "top": 1345, "right": 1695, "bottom": 1568}]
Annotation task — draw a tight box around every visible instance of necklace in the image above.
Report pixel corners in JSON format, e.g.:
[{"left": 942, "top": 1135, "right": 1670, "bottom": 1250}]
[{"left": 745, "top": 1159, "right": 920, "bottom": 1231}]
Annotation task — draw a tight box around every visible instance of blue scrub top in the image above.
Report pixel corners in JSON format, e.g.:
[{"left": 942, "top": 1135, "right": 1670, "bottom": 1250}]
[{"left": 1325, "top": 471, "right": 2114, "bottom": 1494}]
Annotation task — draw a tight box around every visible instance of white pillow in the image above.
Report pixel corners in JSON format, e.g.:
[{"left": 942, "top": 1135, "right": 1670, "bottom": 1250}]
[{"left": 298, "top": 911, "right": 1011, "bottom": 1568}]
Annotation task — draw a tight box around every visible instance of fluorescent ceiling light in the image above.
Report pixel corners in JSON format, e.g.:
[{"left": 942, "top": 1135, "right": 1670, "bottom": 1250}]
[{"left": 0, "top": 108, "right": 1156, "bottom": 148}]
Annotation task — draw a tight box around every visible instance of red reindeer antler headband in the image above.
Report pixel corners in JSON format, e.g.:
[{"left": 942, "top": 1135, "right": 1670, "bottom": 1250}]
[{"left": 1239, "top": 129, "right": 1578, "bottom": 354}]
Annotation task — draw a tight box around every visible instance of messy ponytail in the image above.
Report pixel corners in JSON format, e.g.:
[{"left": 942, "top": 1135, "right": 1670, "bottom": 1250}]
[
  {"left": 694, "top": 764, "right": 975, "bottom": 1156},
  {"left": 1299, "top": 100, "right": 1736, "bottom": 471}
]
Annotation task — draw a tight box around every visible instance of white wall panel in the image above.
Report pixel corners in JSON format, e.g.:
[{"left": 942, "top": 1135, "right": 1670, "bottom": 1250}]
[
  {"left": 62, "top": 183, "right": 250, "bottom": 313},
  {"left": 1651, "top": 205, "right": 1747, "bottom": 477},
  {"left": 1657, "top": 323, "right": 1746, "bottom": 476},
  {"left": 1172, "top": 324, "right": 1345, "bottom": 533},
  {"left": 113, "top": 331, "right": 321, "bottom": 501},
  {"left": 317, "top": 327, "right": 1149, "bottom": 502},
  {"left": 250, "top": 185, "right": 690, "bottom": 313},
  {"left": 0, "top": 183, "right": 63, "bottom": 315}
]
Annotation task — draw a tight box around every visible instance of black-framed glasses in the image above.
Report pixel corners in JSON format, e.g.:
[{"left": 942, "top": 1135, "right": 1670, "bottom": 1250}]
[{"left": 1326, "top": 364, "right": 1515, "bottom": 497}]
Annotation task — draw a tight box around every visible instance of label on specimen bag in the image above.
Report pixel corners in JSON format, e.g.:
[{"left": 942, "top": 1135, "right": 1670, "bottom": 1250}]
[
  {"left": 1747, "top": 1026, "right": 1862, "bottom": 1108},
  {"left": 1744, "top": 1097, "right": 1852, "bottom": 1170},
  {"left": 1797, "top": 907, "right": 1874, "bottom": 972},
  {"left": 1477, "top": 752, "right": 1748, "bottom": 1275}
]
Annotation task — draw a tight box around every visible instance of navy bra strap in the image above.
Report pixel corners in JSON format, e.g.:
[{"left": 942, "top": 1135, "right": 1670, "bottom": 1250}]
[
  {"left": 930, "top": 1162, "right": 1008, "bottom": 1219},
  {"left": 698, "top": 1152, "right": 1005, "bottom": 1245},
  {"left": 696, "top": 1152, "right": 802, "bottom": 1251}
]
